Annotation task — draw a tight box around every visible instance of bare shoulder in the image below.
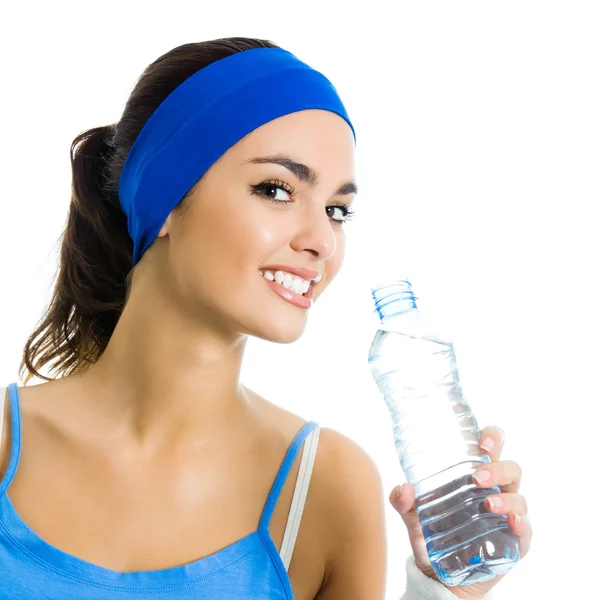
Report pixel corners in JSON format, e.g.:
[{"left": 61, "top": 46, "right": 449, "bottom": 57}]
[
  {"left": 312, "top": 427, "right": 388, "bottom": 600},
  {"left": 313, "top": 427, "right": 386, "bottom": 531},
  {"left": 252, "top": 394, "right": 387, "bottom": 598},
  {"left": 0, "top": 386, "right": 11, "bottom": 482},
  {"left": 251, "top": 405, "right": 389, "bottom": 599},
  {"left": 0, "top": 380, "right": 74, "bottom": 485},
  {"left": 315, "top": 426, "right": 382, "bottom": 477}
]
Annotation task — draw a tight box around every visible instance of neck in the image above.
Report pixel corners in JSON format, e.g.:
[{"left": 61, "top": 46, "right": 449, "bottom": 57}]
[{"left": 76, "top": 279, "right": 254, "bottom": 449}]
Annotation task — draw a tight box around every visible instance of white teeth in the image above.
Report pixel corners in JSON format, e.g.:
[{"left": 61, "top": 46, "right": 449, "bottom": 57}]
[
  {"left": 261, "top": 270, "right": 311, "bottom": 296},
  {"left": 292, "top": 277, "right": 304, "bottom": 294}
]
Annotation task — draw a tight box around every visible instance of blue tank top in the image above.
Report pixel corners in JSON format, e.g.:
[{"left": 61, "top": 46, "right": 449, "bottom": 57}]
[{"left": 0, "top": 383, "right": 320, "bottom": 599}]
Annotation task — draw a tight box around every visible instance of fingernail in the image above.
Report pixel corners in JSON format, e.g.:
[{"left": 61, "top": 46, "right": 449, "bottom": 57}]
[
  {"left": 395, "top": 485, "right": 405, "bottom": 501},
  {"left": 480, "top": 437, "right": 494, "bottom": 452},
  {"left": 473, "top": 469, "right": 491, "bottom": 484},
  {"left": 513, "top": 513, "right": 521, "bottom": 524},
  {"left": 487, "top": 496, "right": 502, "bottom": 509}
]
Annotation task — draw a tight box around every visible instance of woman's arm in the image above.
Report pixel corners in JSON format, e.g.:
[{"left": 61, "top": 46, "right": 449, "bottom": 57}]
[
  {"left": 313, "top": 428, "right": 489, "bottom": 600},
  {"left": 313, "top": 428, "right": 387, "bottom": 600},
  {"left": 399, "top": 555, "right": 495, "bottom": 600}
]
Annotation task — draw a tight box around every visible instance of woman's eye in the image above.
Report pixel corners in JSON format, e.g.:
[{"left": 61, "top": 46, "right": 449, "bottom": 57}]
[
  {"left": 251, "top": 181, "right": 296, "bottom": 204},
  {"left": 263, "top": 184, "right": 292, "bottom": 202},
  {"left": 329, "top": 206, "right": 346, "bottom": 221},
  {"left": 327, "top": 205, "right": 347, "bottom": 222},
  {"left": 252, "top": 182, "right": 354, "bottom": 224}
]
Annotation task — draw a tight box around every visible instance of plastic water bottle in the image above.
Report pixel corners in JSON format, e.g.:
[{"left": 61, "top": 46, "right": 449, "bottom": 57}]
[{"left": 367, "top": 279, "right": 519, "bottom": 586}]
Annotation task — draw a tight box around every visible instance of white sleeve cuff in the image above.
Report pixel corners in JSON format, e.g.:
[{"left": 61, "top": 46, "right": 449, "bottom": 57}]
[{"left": 399, "top": 555, "right": 495, "bottom": 600}]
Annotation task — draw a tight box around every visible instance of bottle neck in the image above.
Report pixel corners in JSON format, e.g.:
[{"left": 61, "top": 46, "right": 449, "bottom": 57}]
[
  {"left": 372, "top": 279, "right": 448, "bottom": 341},
  {"left": 372, "top": 279, "right": 419, "bottom": 323}
]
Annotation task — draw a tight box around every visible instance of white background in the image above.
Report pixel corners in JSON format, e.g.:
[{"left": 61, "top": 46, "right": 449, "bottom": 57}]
[{"left": 1, "top": 1, "right": 598, "bottom": 598}]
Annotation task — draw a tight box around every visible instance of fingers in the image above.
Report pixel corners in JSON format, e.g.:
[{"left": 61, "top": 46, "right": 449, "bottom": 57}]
[
  {"left": 473, "top": 459, "right": 522, "bottom": 494},
  {"left": 389, "top": 483, "right": 433, "bottom": 572},
  {"left": 478, "top": 426, "right": 505, "bottom": 462},
  {"left": 390, "top": 483, "right": 422, "bottom": 534},
  {"left": 484, "top": 492, "right": 528, "bottom": 517},
  {"left": 508, "top": 513, "right": 533, "bottom": 559},
  {"left": 390, "top": 478, "right": 533, "bottom": 572}
]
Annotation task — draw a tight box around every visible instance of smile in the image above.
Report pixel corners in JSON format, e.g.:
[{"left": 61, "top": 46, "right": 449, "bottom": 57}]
[{"left": 259, "top": 270, "right": 314, "bottom": 309}]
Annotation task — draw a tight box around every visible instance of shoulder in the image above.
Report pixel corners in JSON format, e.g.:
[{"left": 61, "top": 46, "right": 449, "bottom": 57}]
[
  {"left": 312, "top": 427, "right": 387, "bottom": 600},
  {"left": 209, "top": 389, "right": 388, "bottom": 597},
  {"left": 0, "top": 381, "right": 71, "bottom": 486},
  {"left": 314, "top": 426, "right": 384, "bottom": 496},
  {"left": 255, "top": 394, "right": 385, "bottom": 506},
  {"left": 314, "top": 427, "right": 386, "bottom": 533},
  {"left": 0, "top": 386, "right": 11, "bottom": 483}
]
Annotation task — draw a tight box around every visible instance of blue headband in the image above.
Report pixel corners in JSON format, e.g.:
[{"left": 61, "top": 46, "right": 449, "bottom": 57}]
[{"left": 118, "top": 47, "right": 355, "bottom": 265}]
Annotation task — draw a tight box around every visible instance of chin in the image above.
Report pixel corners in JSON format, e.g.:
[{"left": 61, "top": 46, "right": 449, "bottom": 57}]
[{"left": 249, "top": 312, "right": 308, "bottom": 344}]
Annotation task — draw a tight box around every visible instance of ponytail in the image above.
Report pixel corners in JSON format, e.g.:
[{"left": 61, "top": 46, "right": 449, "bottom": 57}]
[
  {"left": 20, "top": 126, "right": 133, "bottom": 383},
  {"left": 19, "top": 36, "right": 280, "bottom": 384}
]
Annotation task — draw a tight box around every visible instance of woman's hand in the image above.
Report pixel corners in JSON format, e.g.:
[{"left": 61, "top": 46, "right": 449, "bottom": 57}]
[{"left": 389, "top": 427, "right": 532, "bottom": 599}]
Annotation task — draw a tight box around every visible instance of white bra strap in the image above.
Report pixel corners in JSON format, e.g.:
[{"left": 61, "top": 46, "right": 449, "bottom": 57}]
[{"left": 279, "top": 425, "right": 320, "bottom": 571}]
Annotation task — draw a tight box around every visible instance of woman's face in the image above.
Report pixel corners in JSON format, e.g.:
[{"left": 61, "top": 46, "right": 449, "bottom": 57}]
[{"left": 154, "top": 109, "right": 356, "bottom": 343}]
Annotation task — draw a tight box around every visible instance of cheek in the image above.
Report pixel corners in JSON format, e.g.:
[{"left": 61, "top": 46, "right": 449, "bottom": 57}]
[
  {"left": 242, "top": 210, "right": 285, "bottom": 250},
  {"left": 174, "top": 197, "right": 287, "bottom": 278},
  {"left": 181, "top": 194, "right": 248, "bottom": 252}
]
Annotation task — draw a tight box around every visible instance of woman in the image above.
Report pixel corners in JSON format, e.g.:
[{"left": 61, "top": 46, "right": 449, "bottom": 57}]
[{"left": 0, "top": 37, "right": 531, "bottom": 599}]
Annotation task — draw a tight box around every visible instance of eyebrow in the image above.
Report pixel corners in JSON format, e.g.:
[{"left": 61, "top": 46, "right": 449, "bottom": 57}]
[{"left": 247, "top": 155, "right": 358, "bottom": 196}]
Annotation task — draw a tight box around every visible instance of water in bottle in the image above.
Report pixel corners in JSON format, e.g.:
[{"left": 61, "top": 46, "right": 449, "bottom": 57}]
[{"left": 367, "top": 279, "right": 519, "bottom": 586}]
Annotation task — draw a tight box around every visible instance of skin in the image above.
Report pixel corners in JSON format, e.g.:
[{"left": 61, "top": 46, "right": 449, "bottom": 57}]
[
  {"left": 390, "top": 426, "right": 533, "bottom": 599},
  {"left": 0, "top": 109, "right": 531, "bottom": 600}
]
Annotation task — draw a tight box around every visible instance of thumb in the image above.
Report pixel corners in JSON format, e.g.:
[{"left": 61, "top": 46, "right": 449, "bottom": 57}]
[
  {"left": 389, "top": 483, "right": 433, "bottom": 574},
  {"left": 389, "top": 483, "right": 420, "bottom": 534}
]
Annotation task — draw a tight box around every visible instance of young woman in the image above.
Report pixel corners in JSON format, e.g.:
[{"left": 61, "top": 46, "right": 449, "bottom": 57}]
[{"left": 0, "top": 37, "right": 531, "bottom": 599}]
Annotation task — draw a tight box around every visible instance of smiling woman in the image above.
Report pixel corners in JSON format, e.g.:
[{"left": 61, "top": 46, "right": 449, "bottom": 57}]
[
  {"left": 0, "top": 36, "right": 514, "bottom": 600},
  {"left": 146, "top": 108, "right": 357, "bottom": 344}
]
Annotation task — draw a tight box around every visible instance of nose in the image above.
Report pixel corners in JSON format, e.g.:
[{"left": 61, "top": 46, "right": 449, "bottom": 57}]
[{"left": 289, "top": 203, "right": 337, "bottom": 260}]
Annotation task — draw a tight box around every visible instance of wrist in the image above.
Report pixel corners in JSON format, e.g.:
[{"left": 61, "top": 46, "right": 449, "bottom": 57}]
[
  {"left": 416, "top": 563, "right": 438, "bottom": 582},
  {"left": 413, "top": 562, "right": 488, "bottom": 600}
]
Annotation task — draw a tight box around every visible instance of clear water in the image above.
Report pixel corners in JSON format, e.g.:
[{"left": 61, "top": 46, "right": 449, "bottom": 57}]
[{"left": 368, "top": 323, "right": 520, "bottom": 586}]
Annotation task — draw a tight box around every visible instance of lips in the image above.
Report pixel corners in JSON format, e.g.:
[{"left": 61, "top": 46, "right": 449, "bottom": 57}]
[
  {"left": 305, "top": 283, "right": 314, "bottom": 299},
  {"left": 259, "top": 264, "right": 322, "bottom": 283},
  {"left": 261, "top": 274, "right": 313, "bottom": 309}
]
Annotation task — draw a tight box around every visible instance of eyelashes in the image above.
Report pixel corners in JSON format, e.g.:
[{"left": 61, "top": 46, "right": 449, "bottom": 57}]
[{"left": 250, "top": 179, "right": 356, "bottom": 225}]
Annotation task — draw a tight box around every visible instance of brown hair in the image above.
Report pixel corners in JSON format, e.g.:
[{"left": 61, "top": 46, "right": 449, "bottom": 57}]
[{"left": 20, "top": 37, "right": 280, "bottom": 385}]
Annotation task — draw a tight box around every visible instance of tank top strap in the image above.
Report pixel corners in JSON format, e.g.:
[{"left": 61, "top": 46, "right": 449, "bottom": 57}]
[
  {"left": 258, "top": 420, "right": 319, "bottom": 532},
  {"left": 0, "top": 383, "right": 22, "bottom": 495}
]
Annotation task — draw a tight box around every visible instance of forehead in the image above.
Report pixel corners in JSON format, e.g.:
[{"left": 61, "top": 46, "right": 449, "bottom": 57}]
[{"left": 229, "top": 110, "right": 356, "bottom": 177}]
